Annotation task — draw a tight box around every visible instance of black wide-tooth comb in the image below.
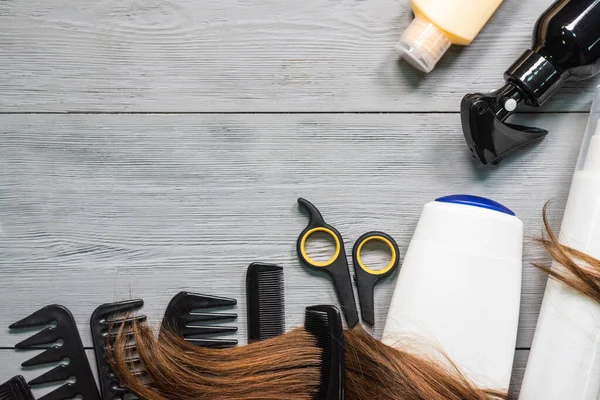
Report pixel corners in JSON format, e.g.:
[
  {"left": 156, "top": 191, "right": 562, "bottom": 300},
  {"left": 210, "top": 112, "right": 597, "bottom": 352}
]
[
  {"left": 9, "top": 305, "right": 100, "bottom": 400},
  {"left": 91, "top": 299, "right": 146, "bottom": 400},
  {"left": 0, "top": 376, "right": 34, "bottom": 400},
  {"left": 246, "top": 263, "right": 285, "bottom": 342},
  {"left": 160, "top": 291, "right": 238, "bottom": 348},
  {"left": 304, "top": 305, "right": 345, "bottom": 400}
]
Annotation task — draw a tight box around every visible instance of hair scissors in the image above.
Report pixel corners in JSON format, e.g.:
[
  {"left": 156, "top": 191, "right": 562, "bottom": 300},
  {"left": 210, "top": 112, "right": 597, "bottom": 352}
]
[{"left": 296, "top": 198, "right": 400, "bottom": 328}]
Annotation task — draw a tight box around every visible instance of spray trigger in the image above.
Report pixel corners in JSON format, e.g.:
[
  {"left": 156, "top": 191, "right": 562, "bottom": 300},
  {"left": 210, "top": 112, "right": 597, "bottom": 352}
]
[{"left": 461, "top": 89, "right": 548, "bottom": 166}]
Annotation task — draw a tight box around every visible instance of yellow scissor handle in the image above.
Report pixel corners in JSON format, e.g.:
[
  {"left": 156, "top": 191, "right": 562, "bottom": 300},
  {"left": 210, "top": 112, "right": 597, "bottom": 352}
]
[
  {"left": 355, "top": 235, "right": 398, "bottom": 276},
  {"left": 299, "top": 227, "right": 341, "bottom": 268}
]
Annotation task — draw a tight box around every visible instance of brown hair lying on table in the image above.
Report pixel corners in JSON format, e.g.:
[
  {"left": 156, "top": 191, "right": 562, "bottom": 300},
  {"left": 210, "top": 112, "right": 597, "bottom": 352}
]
[
  {"left": 535, "top": 205, "right": 600, "bottom": 304},
  {"left": 112, "top": 206, "right": 600, "bottom": 400},
  {"left": 111, "top": 320, "right": 507, "bottom": 400}
]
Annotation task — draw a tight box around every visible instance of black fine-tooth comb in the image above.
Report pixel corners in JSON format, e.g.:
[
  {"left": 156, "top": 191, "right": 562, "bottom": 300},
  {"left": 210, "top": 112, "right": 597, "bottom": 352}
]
[
  {"left": 246, "top": 263, "right": 285, "bottom": 342},
  {"left": 304, "top": 305, "right": 345, "bottom": 400},
  {"left": 0, "top": 376, "right": 34, "bottom": 400},
  {"left": 91, "top": 299, "right": 146, "bottom": 400},
  {"left": 160, "top": 291, "right": 238, "bottom": 348},
  {"left": 9, "top": 305, "right": 101, "bottom": 400}
]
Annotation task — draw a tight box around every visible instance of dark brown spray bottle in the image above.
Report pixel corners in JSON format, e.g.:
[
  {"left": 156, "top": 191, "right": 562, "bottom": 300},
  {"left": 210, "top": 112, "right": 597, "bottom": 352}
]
[{"left": 461, "top": 0, "right": 600, "bottom": 165}]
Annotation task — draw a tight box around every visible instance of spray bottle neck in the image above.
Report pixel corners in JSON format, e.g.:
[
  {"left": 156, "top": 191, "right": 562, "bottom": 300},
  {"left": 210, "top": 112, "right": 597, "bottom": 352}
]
[
  {"left": 489, "top": 83, "right": 527, "bottom": 122},
  {"left": 504, "top": 50, "right": 563, "bottom": 107}
]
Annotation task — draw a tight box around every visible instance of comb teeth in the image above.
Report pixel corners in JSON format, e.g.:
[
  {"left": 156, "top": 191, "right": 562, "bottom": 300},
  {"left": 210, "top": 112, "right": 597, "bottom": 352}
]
[
  {"left": 247, "top": 263, "right": 285, "bottom": 342},
  {"left": 91, "top": 300, "right": 145, "bottom": 400},
  {"left": 304, "top": 305, "right": 345, "bottom": 400},
  {"left": 0, "top": 376, "right": 34, "bottom": 400},
  {"left": 9, "top": 305, "right": 101, "bottom": 400},
  {"left": 160, "top": 291, "right": 238, "bottom": 348}
]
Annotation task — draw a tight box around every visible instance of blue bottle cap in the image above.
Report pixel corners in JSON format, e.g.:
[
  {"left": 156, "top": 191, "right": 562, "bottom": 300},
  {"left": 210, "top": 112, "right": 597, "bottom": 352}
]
[{"left": 435, "top": 195, "right": 515, "bottom": 216}]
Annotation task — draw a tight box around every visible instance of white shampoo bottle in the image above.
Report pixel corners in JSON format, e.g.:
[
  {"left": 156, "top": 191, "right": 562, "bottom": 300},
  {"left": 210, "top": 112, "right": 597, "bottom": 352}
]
[
  {"left": 382, "top": 195, "right": 522, "bottom": 391},
  {"left": 519, "top": 86, "right": 600, "bottom": 400}
]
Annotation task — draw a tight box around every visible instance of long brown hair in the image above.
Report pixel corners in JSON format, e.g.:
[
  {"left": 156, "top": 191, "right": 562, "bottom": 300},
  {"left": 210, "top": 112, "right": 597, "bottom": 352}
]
[
  {"left": 535, "top": 204, "right": 600, "bottom": 303},
  {"left": 344, "top": 328, "right": 507, "bottom": 400},
  {"left": 112, "top": 321, "right": 321, "bottom": 400},
  {"left": 111, "top": 319, "right": 507, "bottom": 400}
]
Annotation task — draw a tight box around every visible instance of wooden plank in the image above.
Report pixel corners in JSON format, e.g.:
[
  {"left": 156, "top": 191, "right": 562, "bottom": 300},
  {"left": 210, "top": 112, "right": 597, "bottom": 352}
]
[
  {"left": 0, "top": 113, "right": 588, "bottom": 349},
  {"left": 0, "top": 349, "right": 529, "bottom": 396},
  {"left": 1, "top": 0, "right": 598, "bottom": 112}
]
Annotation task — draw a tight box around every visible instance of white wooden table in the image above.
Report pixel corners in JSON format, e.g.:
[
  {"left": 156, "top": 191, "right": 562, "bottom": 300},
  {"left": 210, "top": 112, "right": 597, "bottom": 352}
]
[{"left": 1, "top": 0, "right": 598, "bottom": 397}]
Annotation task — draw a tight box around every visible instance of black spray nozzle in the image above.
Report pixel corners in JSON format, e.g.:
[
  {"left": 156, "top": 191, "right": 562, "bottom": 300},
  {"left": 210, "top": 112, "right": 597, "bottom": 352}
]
[{"left": 461, "top": 83, "right": 548, "bottom": 165}]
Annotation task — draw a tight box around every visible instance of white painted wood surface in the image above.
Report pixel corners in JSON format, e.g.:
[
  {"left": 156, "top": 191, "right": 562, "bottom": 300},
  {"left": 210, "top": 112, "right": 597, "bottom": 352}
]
[
  {"left": 0, "top": 0, "right": 597, "bottom": 396},
  {"left": 0, "top": 0, "right": 598, "bottom": 112}
]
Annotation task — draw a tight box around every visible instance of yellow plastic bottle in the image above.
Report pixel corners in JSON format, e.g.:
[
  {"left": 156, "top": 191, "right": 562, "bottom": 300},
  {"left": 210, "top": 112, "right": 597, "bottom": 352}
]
[{"left": 398, "top": 0, "right": 503, "bottom": 73}]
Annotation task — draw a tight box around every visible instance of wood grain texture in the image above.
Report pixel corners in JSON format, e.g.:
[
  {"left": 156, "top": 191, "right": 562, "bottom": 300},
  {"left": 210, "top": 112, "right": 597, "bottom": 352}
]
[
  {"left": 1, "top": 0, "right": 599, "bottom": 112},
  {"left": 0, "top": 349, "right": 530, "bottom": 398},
  {"left": 0, "top": 113, "right": 588, "bottom": 351}
]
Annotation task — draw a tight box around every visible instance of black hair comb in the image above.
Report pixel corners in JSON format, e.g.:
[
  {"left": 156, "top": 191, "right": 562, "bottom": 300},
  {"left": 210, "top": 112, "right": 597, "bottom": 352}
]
[
  {"left": 91, "top": 299, "right": 146, "bottom": 400},
  {"left": 0, "top": 376, "right": 34, "bottom": 400},
  {"left": 246, "top": 263, "right": 285, "bottom": 342},
  {"left": 160, "top": 291, "right": 238, "bottom": 348},
  {"left": 304, "top": 305, "right": 344, "bottom": 400},
  {"left": 9, "top": 305, "right": 100, "bottom": 400}
]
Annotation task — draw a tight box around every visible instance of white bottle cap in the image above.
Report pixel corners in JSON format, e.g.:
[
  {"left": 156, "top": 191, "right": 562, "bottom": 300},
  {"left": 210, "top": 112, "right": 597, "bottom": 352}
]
[{"left": 396, "top": 16, "right": 451, "bottom": 73}]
